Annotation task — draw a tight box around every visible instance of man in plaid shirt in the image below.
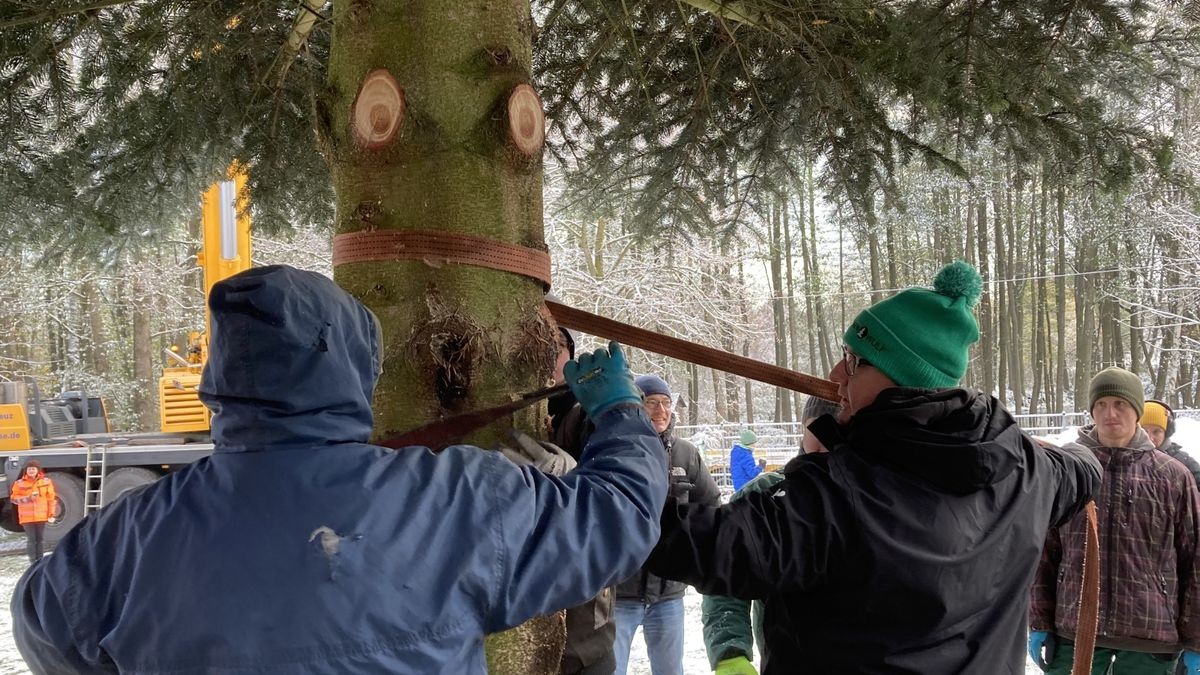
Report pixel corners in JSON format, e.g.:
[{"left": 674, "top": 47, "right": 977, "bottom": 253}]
[{"left": 1030, "top": 367, "right": 1200, "bottom": 674}]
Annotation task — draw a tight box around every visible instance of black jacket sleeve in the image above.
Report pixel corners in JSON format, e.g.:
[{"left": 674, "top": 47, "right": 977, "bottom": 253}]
[
  {"left": 677, "top": 439, "right": 721, "bottom": 507},
  {"left": 644, "top": 459, "right": 850, "bottom": 600},
  {"left": 1041, "top": 440, "right": 1102, "bottom": 527}
]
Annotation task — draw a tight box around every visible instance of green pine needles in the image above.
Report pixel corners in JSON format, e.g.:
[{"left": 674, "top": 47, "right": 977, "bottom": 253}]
[{"left": 1, "top": 1, "right": 1198, "bottom": 253}]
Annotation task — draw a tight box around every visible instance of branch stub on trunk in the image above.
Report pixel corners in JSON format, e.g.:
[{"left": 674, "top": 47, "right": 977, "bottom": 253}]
[
  {"left": 352, "top": 69, "right": 405, "bottom": 149},
  {"left": 506, "top": 83, "right": 544, "bottom": 159}
]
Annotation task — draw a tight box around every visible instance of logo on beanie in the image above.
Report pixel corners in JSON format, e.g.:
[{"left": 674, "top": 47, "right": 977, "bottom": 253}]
[{"left": 850, "top": 320, "right": 887, "bottom": 354}]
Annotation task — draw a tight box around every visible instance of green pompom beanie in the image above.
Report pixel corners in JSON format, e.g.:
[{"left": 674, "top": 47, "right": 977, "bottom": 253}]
[
  {"left": 1088, "top": 366, "right": 1145, "bottom": 418},
  {"left": 843, "top": 260, "right": 982, "bottom": 388},
  {"left": 739, "top": 429, "right": 757, "bottom": 446}
]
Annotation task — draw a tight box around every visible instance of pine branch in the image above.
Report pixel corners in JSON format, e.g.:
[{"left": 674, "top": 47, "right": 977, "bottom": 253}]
[
  {"left": 0, "top": 0, "right": 137, "bottom": 30},
  {"left": 265, "top": 0, "right": 325, "bottom": 88},
  {"left": 677, "top": 0, "right": 762, "bottom": 27}
]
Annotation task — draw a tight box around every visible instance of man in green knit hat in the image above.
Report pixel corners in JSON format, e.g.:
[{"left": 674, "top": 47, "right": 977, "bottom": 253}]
[
  {"left": 643, "top": 261, "right": 1102, "bottom": 675},
  {"left": 1030, "top": 367, "right": 1200, "bottom": 675}
]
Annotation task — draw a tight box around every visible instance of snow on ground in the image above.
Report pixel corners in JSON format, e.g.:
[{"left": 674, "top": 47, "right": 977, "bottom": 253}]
[{"left": 0, "top": 537, "right": 33, "bottom": 675}]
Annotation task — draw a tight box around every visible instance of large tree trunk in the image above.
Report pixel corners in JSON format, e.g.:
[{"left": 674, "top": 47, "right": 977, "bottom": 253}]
[{"left": 325, "top": 3, "right": 562, "bottom": 672}]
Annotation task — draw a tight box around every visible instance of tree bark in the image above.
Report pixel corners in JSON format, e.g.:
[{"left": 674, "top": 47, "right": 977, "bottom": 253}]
[
  {"left": 1055, "top": 184, "right": 1067, "bottom": 414},
  {"left": 769, "top": 199, "right": 791, "bottom": 422},
  {"left": 975, "top": 197, "right": 995, "bottom": 397},
  {"left": 326, "top": 3, "right": 561, "bottom": 672},
  {"left": 131, "top": 276, "right": 156, "bottom": 430}
]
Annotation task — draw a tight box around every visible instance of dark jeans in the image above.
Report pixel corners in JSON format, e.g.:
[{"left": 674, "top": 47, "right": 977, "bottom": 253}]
[{"left": 24, "top": 521, "right": 45, "bottom": 563}]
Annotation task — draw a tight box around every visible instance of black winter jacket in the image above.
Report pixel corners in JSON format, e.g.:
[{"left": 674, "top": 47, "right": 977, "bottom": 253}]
[
  {"left": 618, "top": 417, "right": 720, "bottom": 604},
  {"left": 1163, "top": 441, "right": 1200, "bottom": 490},
  {"left": 645, "top": 388, "right": 1101, "bottom": 674},
  {"left": 548, "top": 392, "right": 614, "bottom": 675}
]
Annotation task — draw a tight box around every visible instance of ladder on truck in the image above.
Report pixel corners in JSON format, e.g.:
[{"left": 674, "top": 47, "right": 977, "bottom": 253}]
[{"left": 84, "top": 443, "right": 110, "bottom": 514}]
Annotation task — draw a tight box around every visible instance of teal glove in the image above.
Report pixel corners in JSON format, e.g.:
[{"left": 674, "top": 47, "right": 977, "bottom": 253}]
[
  {"left": 715, "top": 655, "right": 758, "bottom": 675},
  {"left": 562, "top": 341, "right": 641, "bottom": 418},
  {"left": 1182, "top": 650, "right": 1200, "bottom": 674},
  {"left": 1027, "top": 631, "right": 1055, "bottom": 671}
]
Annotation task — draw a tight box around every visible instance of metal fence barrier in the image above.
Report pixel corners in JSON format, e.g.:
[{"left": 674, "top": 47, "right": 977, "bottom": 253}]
[{"left": 678, "top": 409, "right": 1196, "bottom": 494}]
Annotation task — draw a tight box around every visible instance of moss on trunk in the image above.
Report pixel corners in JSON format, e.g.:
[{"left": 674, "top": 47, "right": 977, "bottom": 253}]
[{"left": 327, "top": 2, "right": 563, "bottom": 672}]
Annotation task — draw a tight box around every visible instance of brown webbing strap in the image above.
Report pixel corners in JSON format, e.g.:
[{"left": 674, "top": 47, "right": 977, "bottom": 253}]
[
  {"left": 546, "top": 300, "right": 840, "bottom": 402},
  {"left": 332, "top": 229, "right": 552, "bottom": 288},
  {"left": 1072, "top": 502, "right": 1100, "bottom": 675}
]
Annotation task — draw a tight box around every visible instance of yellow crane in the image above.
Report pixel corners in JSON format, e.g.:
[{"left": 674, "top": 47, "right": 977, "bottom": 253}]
[{"left": 159, "top": 164, "right": 253, "bottom": 433}]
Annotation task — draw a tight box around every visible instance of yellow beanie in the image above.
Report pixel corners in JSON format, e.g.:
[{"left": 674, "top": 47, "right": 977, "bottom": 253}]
[{"left": 1141, "top": 401, "right": 1169, "bottom": 430}]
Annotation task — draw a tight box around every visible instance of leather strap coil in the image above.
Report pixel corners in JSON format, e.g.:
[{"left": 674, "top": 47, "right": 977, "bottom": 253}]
[
  {"left": 1071, "top": 502, "right": 1101, "bottom": 675},
  {"left": 332, "top": 229, "right": 552, "bottom": 288}
]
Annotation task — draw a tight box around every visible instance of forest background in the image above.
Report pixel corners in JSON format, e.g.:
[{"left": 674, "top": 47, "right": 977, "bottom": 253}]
[{"left": 2, "top": 2, "right": 1200, "bottom": 432}]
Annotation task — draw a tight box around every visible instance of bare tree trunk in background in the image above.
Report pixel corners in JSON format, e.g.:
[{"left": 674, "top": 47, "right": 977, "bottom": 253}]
[
  {"left": 1124, "top": 232, "right": 1142, "bottom": 375},
  {"left": 711, "top": 367, "right": 728, "bottom": 422},
  {"left": 992, "top": 189, "right": 1009, "bottom": 409},
  {"left": 867, "top": 224, "right": 884, "bottom": 304},
  {"left": 83, "top": 280, "right": 109, "bottom": 377},
  {"left": 808, "top": 160, "right": 834, "bottom": 374},
  {"left": 963, "top": 191, "right": 977, "bottom": 389},
  {"left": 687, "top": 362, "right": 700, "bottom": 426},
  {"left": 884, "top": 217, "right": 898, "bottom": 292},
  {"left": 1008, "top": 175, "right": 1025, "bottom": 414},
  {"left": 131, "top": 277, "right": 156, "bottom": 430},
  {"left": 1031, "top": 179, "right": 1046, "bottom": 414},
  {"left": 1055, "top": 184, "right": 1068, "bottom": 412},
  {"left": 770, "top": 199, "right": 792, "bottom": 423},
  {"left": 1075, "top": 235, "right": 1097, "bottom": 402},
  {"left": 1153, "top": 231, "right": 1181, "bottom": 399},
  {"left": 739, "top": 256, "right": 754, "bottom": 423},
  {"left": 976, "top": 197, "right": 995, "bottom": 397},
  {"left": 784, "top": 192, "right": 805, "bottom": 422}
]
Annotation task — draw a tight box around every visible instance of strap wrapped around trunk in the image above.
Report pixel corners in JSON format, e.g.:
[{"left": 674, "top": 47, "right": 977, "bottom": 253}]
[{"left": 333, "top": 229, "right": 552, "bottom": 288}]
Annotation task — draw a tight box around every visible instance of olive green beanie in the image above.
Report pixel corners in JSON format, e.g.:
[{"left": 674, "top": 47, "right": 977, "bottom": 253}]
[
  {"left": 1088, "top": 366, "right": 1144, "bottom": 418},
  {"left": 842, "top": 261, "right": 982, "bottom": 388}
]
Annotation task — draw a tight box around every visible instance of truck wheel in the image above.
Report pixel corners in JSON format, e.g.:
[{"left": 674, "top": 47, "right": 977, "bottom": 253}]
[
  {"left": 45, "top": 473, "right": 85, "bottom": 544},
  {"left": 102, "top": 468, "right": 160, "bottom": 505}
]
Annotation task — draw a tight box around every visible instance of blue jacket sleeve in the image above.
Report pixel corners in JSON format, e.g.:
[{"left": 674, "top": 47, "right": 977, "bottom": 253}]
[
  {"left": 730, "top": 446, "right": 761, "bottom": 490},
  {"left": 484, "top": 405, "right": 668, "bottom": 631},
  {"left": 11, "top": 548, "right": 117, "bottom": 674}
]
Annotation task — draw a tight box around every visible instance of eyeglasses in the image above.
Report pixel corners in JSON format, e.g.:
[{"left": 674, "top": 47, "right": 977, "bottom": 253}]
[
  {"left": 842, "top": 346, "right": 871, "bottom": 376},
  {"left": 644, "top": 398, "right": 673, "bottom": 412}
]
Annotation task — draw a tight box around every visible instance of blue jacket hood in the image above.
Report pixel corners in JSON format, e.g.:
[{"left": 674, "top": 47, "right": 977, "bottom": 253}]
[{"left": 199, "top": 265, "right": 381, "bottom": 451}]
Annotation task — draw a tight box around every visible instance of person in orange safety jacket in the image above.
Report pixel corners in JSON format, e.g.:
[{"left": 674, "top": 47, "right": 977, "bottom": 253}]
[{"left": 10, "top": 460, "right": 56, "bottom": 563}]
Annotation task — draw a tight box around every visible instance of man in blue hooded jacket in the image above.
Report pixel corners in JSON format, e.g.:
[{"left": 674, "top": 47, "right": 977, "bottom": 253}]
[{"left": 11, "top": 265, "right": 668, "bottom": 674}]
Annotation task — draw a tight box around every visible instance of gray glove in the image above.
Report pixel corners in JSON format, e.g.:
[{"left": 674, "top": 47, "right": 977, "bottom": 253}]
[{"left": 498, "top": 430, "right": 577, "bottom": 476}]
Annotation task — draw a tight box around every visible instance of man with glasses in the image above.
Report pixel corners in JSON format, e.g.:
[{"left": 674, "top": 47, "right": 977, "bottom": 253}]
[
  {"left": 641, "top": 261, "right": 1101, "bottom": 674},
  {"left": 611, "top": 374, "right": 719, "bottom": 675}
]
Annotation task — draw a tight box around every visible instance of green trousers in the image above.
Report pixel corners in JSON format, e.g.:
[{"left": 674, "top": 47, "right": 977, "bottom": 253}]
[{"left": 1046, "top": 645, "right": 1177, "bottom": 675}]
